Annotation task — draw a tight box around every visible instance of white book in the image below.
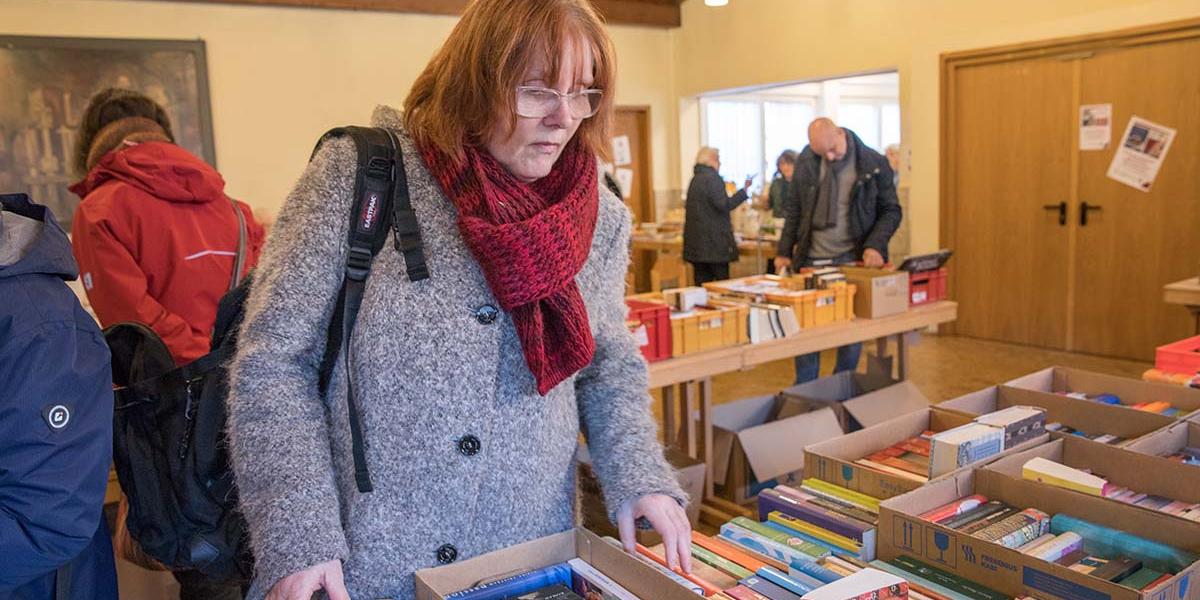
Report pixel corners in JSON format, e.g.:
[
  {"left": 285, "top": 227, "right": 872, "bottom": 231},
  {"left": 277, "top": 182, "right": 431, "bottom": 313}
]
[
  {"left": 928, "top": 422, "right": 1004, "bottom": 478},
  {"left": 801, "top": 568, "right": 906, "bottom": 600}
]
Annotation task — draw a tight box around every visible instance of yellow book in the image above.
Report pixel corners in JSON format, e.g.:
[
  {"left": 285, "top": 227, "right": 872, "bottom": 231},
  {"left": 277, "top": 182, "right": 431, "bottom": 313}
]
[
  {"left": 1021, "top": 457, "right": 1111, "bottom": 497},
  {"left": 802, "top": 478, "right": 882, "bottom": 512},
  {"left": 768, "top": 512, "right": 860, "bottom": 553}
]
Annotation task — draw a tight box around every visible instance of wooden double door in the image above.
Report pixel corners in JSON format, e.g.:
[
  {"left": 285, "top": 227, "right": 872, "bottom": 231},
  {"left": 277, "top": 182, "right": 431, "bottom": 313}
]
[{"left": 945, "top": 19, "right": 1200, "bottom": 361}]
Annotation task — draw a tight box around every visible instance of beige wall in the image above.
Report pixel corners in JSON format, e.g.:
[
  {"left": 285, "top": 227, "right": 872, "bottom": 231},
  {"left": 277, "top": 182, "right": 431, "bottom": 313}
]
[
  {"left": 0, "top": 0, "right": 680, "bottom": 218},
  {"left": 673, "top": 0, "right": 1200, "bottom": 254}
]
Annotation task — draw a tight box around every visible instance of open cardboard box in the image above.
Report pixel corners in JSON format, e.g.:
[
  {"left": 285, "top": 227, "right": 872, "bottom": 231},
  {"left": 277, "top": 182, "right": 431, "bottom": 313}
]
[
  {"left": 1006, "top": 366, "right": 1200, "bottom": 419},
  {"left": 577, "top": 444, "right": 706, "bottom": 546},
  {"left": 939, "top": 385, "right": 1175, "bottom": 447},
  {"left": 878, "top": 468, "right": 1200, "bottom": 600},
  {"left": 804, "top": 406, "right": 1049, "bottom": 500},
  {"left": 982, "top": 436, "right": 1200, "bottom": 520},
  {"left": 414, "top": 528, "right": 701, "bottom": 600},
  {"left": 711, "top": 393, "right": 844, "bottom": 504},
  {"left": 841, "top": 267, "right": 911, "bottom": 319},
  {"left": 1125, "top": 420, "right": 1200, "bottom": 464},
  {"left": 781, "top": 370, "right": 933, "bottom": 433}
]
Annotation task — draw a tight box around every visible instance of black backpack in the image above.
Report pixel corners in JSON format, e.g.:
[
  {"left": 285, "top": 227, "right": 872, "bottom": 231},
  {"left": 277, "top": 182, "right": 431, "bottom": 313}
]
[{"left": 105, "top": 126, "right": 428, "bottom": 583}]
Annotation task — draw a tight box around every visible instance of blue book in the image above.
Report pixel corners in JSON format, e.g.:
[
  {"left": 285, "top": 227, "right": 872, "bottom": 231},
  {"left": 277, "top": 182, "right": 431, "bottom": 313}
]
[
  {"left": 741, "top": 575, "right": 805, "bottom": 600},
  {"left": 445, "top": 563, "right": 573, "bottom": 599},
  {"left": 757, "top": 566, "right": 818, "bottom": 595}
]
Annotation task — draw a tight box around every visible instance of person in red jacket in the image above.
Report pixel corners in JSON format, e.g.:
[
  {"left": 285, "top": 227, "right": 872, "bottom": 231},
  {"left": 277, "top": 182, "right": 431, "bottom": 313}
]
[
  {"left": 70, "top": 89, "right": 264, "bottom": 366},
  {"left": 69, "top": 89, "right": 263, "bottom": 600}
]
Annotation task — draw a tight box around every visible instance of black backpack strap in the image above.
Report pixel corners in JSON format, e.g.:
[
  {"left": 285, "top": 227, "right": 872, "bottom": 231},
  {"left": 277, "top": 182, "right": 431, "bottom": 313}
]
[
  {"left": 310, "top": 125, "right": 428, "bottom": 494},
  {"left": 54, "top": 560, "right": 71, "bottom": 600}
]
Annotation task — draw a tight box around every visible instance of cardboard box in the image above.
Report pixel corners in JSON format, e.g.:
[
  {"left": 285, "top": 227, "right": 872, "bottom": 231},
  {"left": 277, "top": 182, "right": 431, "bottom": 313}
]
[
  {"left": 841, "top": 267, "right": 910, "bottom": 319},
  {"left": 980, "top": 436, "right": 1200, "bottom": 516},
  {"left": 804, "top": 407, "right": 1048, "bottom": 500},
  {"left": 1125, "top": 420, "right": 1200, "bottom": 464},
  {"left": 877, "top": 468, "right": 1200, "bottom": 600},
  {"left": 414, "top": 528, "right": 702, "bottom": 600},
  {"left": 939, "top": 385, "right": 1175, "bottom": 447},
  {"left": 782, "top": 371, "right": 933, "bottom": 433},
  {"left": 1006, "top": 366, "right": 1200, "bottom": 419},
  {"left": 577, "top": 445, "right": 706, "bottom": 546},
  {"left": 711, "top": 394, "right": 845, "bottom": 504}
]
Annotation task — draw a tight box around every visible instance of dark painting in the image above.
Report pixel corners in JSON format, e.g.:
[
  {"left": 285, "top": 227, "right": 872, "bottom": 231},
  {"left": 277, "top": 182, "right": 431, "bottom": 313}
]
[{"left": 0, "top": 36, "right": 214, "bottom": 228}]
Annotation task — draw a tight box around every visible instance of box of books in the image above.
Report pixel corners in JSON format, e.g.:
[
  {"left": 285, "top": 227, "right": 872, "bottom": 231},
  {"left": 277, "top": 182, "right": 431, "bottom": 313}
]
[
  {"left": 804, "top": 406, "right": 1050, "bottom": 501},
  {"left": 939, "top": 385, "right": 1175, "bottom": 448},
  {"left": 711, "top": 393, "right": 845, "bottom": 504},
  {"left": 1124, "top": 420, "right": 1200, "bottom": 467},
  {"left": 979, "top": 436, "right": 1200, "bottom": 523},
  {"left": 1006, "top": 366, "right": 1200, "bottom": 420},
  {"left": 840, "top": 267, "right": 910, "bottom": 319},
  {"left": 877, "top": 466, "right": 1200, "bottom": 600},
  {"left": 781, "top": 371, "right": 932, "bottom": 433},
  {"left": 413, "top": 528, "right": 702, "bottom": 600}
]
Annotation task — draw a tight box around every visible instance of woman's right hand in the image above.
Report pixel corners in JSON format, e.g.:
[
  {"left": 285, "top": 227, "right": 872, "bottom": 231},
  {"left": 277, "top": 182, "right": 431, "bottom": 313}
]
[{"left": 266, "top": 559, "right": 350, "bottom": 600}]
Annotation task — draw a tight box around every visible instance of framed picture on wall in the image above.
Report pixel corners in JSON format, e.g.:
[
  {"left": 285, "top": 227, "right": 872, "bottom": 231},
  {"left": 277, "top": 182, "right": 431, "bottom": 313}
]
[{"left": 0, "top": 35, "right": 215, "bottom": 228}]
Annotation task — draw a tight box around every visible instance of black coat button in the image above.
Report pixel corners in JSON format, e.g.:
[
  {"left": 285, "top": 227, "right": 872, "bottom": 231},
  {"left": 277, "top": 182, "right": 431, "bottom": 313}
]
[
  {"left": 458, "top": 435, "right": 481, "bottom": 456},
  {"left": 475, "top": 305, "right": 499, "bottom": 325},
  {"left": 436, "top": 543, "right": 458, "bottom": 564}
]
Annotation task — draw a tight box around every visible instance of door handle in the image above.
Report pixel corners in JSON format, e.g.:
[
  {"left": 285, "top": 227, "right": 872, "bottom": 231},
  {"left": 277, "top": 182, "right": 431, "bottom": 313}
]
[
  {"left": 1042, "top": 201, "right": 1067, "bottom": 226},
  {"left": 1080, "top": 201, "right": 1102, "bottom": 226}
]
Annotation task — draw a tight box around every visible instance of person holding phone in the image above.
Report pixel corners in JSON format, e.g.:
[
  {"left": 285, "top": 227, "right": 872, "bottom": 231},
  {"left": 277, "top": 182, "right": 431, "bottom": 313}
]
[{"left": 683, "top": 146, "right": 754, "bottom": 285}]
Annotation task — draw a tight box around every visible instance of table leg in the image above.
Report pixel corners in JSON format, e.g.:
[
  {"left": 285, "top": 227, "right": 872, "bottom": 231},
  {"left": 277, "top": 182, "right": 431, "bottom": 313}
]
[
  {"left": 898, "top": 332, "right": 910, "bottom": 380},
  {"left": 661, "top": 385, "right": 677, "bottom": 448},
  {"left": 684, "top": 382, "right": 698, "bottom": 459},
  {"left": 699, "top": 377, "right": 714, "bottom": 500}
]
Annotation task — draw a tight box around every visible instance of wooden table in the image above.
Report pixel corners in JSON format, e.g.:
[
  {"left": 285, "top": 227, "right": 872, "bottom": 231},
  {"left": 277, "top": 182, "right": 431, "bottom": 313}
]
[
  {"left": 1165, "top": 277, "right": 1200, "bottom": 333},
  {"left": 630, "top": 235, "right": 778, "bottom": 291},
  {"left": 648, "top": 301, "right": 958, "bottom": 521}
]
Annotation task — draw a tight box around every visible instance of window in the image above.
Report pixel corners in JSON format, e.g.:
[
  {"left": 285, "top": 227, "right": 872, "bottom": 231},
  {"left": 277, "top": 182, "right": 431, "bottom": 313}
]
[
  {"left": 703, "top": 100, "right": 762, "bottom": 185},
  {"left": 763, "top": 101, "right": 814, "bottom": 177}
]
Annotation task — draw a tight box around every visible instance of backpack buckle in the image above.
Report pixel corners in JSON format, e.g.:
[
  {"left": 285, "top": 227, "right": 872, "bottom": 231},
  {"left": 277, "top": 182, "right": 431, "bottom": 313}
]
[
  {"left": 346, "top": 246, "right": 373, "bottom": 281},
  {"left": 365, "top": 156, "right": 393, "bottom": 180}
]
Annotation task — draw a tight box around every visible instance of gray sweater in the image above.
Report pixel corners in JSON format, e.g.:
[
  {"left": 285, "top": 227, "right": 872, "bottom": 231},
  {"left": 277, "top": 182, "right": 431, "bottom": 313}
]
[{"left": 227, "top": 106, "right": 684, "bottom": 599}]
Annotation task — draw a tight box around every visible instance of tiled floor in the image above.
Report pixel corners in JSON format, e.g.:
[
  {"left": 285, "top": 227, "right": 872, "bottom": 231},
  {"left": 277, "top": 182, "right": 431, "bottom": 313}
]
[{"left": 112, "top": 334, "right": 1152, "bottom": 598}]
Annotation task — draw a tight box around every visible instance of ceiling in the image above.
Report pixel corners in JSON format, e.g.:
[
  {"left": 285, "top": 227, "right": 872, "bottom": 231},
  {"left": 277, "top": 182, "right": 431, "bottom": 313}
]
[{"left": 159, "top": 0, "right": 685, "bottom": 27}]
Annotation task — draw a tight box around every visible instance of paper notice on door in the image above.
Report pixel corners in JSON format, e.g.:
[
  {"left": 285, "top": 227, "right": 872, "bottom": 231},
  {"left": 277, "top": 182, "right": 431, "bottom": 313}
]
[
  {"left": 611, "top": 135, "right": 632, "bottom": 166},
  {"left": 615, "top": 167, "right": 634, "bottom": 198},
  {"left": 1079, "top": 104, "right": 1112, "bottom": 150},
  {"left": 1107, "top": 115, "right": 1176, "bottom": 192}
]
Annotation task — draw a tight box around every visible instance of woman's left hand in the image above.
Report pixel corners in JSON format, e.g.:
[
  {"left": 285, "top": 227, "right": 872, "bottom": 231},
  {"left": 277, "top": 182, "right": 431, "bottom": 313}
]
[{"left": 616, "top": 494, "right": 693, "bottom": 574}]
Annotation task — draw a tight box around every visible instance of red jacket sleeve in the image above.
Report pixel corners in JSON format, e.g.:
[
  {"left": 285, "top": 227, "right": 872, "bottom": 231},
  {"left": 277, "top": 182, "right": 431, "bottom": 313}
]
[
  {"left": 71, "top": 204, "right": 208, "bottom": 364},
  {"left": 235, "top": 199, "right": 267, "bottom": 273}
]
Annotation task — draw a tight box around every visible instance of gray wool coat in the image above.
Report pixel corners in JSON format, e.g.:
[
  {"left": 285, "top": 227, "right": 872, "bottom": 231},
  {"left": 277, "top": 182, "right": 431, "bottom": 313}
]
[{"left": 227, "top": 106, "right": 685, "bottom": 600}]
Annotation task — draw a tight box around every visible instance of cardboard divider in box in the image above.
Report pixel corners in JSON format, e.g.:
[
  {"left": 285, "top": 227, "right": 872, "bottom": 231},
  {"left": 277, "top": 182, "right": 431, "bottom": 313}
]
[
  {"left": 803, "top": 406, "right": 1050, "bottom": 501},
  {"left": 781, "top": 370, "right": 934, "bottom": 433},
  {"left": 980, "top": 436, "right": 1200, "bottom": 521},
  {"left": 414, "top": 528, "right": 701, "bottom": 600},
  {"left": 1124, "top": 420, "right": 1200, "bottom": 464},
  {"left": 877, "top": 468, "right": 1200, "bottom": 600},
  {"left": 1006, "top": 366, "right": 1200, "bottom": 419},
  {"left": 939, "top": 385, "right": 1176, "bottom": 447},
  {"left": 710, "top": 394, "right": 845, "bottom": 504}
]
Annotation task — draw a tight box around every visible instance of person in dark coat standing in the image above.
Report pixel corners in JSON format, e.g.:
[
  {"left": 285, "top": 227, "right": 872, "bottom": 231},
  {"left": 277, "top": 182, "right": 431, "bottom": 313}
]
[
  {"left": 775, "top": 118, "right": 901, "bottom": 383},
  {"left": 0, "top": 193, "right": 117, "bottom": 600},
  {"left": 683, "top": 146, "right": 753, "bottom": 285}
]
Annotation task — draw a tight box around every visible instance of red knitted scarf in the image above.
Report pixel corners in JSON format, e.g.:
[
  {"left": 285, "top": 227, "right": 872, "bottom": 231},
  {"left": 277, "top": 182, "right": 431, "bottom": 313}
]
[{"left": 421, "top": 139, "right": 599, "bottom": 395}]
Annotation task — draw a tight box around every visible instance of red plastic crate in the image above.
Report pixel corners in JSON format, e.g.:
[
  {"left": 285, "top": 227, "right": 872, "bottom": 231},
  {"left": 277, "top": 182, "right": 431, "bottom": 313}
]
[
  {"left": 909, "top": 268, "right": 948, "bottom": 306},
  {"left": 626, "top": 299, "right": 672, "bottom": 362},
  {"left": 1156, "top": 335, "right": 1200, "bottom": 375}
]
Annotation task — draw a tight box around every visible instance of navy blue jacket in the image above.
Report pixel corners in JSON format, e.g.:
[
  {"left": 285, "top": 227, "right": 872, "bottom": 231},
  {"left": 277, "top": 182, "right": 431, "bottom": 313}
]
[
  {"left": 776, "top": 128, "right": 902, "bottom": 264},
  {"left": 0, "top": 194, "right": 117, "bottom": 600}
]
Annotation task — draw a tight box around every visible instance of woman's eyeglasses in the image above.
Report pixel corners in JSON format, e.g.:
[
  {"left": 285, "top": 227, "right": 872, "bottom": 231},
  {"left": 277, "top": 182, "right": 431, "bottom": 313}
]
[{"left": 516, "top": 86, "right": 603, "bottom": 120}]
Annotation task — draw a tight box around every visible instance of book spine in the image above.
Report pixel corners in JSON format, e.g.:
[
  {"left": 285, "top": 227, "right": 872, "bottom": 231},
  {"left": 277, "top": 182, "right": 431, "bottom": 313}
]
[
  {"left": 973, "top": 510, "right": 1049, "bottom": 548},
  {"left": 1029, "top": 533, "right": 1083, "bottom": 562},
  {"left": 566, "top": 558, "right": 640, "bottom": 600},
  {"left": 768, "top": 512, "right": 860, "bottom": 554},
  {"left": 633, "top": 544, "right": 721, "bottom": 596},
  {"left": 732, "top": 517, "right": 829, "bottom": 559},
  {"left": 759, "top": 494, "right": 871, "bottom": 543},
  {"left": 757, "top": 566, "right": 817, "bottom": 595},
  {"left": 721, "top": 525, "right": 829, "bottom": 576},
  {"left": 724, "top": 586, "right": 771, "bottom": 600},
  {"left": 692, "top": 543, "right": 755, "bottom": 580},
  {"left": 920, "top": 495, "right": 988, "bottom": 523}
]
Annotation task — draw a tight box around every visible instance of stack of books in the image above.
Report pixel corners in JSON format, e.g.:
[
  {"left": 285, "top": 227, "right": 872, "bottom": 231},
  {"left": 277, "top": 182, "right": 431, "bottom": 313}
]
[
  {"left": 927, "top": 407, "right": 1046, "bottom": 478},
  {"left": 853, "top": 433, "right": 932, "bottom": 484},
  {"left": 1061, "top": 391, "right": 1194, "bottom": 418},
  {"left": 917, "top": 497, "right": 1200, "bottom": 592},
  {"left": 1163, "top": 446, "right": 1200, "bottom": 466},
  {"left": 1044, "top": 422, "right": 1127, "bottom": 446},
  {"left": 1023, "top": 457, "right": 1200, "bottom": 521},
  {"left": 755, "top": 483, "right": 878, "bottom": 561}
]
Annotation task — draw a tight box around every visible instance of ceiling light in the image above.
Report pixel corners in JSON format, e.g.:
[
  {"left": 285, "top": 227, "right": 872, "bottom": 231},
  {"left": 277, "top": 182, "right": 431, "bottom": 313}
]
[{"left": 705, "top": 0, "right": 729, "bottom": 6}]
